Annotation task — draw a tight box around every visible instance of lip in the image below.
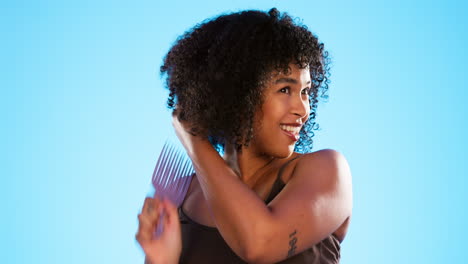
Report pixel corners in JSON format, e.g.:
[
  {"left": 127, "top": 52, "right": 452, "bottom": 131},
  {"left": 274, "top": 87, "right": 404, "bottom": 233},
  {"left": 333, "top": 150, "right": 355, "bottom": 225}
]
[
  {"left": 280, "top": 123, "right": 302, "bottom": 127},
  {"left": 281, "top": 129, "right": 300, "bottom": 141}
]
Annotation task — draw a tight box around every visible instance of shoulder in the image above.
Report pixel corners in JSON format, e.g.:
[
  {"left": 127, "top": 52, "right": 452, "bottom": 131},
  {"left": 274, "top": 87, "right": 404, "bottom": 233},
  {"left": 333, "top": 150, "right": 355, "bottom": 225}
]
[
  {"left": 295, "top": 149, "right": 351, "bottom": 181},
  {"left": 257, "top": 150, "right": 352, "bottom": 262},
  {"left": 298, "top": 148, "right": 349, "bottom": 166},
  {"left": 290, "top": 149, "right": 353, "bottom": 212}
]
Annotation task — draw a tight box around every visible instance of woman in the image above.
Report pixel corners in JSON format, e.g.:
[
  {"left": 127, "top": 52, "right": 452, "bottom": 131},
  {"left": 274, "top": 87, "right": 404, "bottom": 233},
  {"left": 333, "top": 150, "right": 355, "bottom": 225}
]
[{"left": 136, "top": 8, "right": 353, "bottom": 264}]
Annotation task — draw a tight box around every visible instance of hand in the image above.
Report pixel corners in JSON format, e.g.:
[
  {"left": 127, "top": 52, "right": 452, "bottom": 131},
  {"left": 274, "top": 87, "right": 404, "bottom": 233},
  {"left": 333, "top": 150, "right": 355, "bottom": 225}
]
[
  {"left": 172, "top": 112, "right": 208, "bottom": 156},
  {"left": 136, "top": 196, "right": 182, "bottom": 264}
]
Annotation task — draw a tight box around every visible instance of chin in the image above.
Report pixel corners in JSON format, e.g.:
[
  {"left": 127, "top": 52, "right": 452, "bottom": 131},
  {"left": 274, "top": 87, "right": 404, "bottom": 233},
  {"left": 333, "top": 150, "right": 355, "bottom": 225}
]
[
  {"left": 271, "top": 145, "right": 295, "bottom": 159},
  {"left": 249, "top": 137, "right": 295, "bottom": 158}
]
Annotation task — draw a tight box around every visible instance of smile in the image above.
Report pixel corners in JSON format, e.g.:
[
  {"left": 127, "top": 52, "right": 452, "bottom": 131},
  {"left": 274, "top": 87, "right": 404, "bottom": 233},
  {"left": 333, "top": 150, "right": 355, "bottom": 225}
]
[{"left": 280, "top": 125, "right": 301, "bottom": 141}]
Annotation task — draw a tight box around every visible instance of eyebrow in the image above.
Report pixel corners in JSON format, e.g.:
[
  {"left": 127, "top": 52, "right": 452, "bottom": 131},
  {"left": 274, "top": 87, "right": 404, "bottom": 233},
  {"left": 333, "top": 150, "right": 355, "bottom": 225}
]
[{"left": 274, "top": 78, "right": 311, "bottom": 85}]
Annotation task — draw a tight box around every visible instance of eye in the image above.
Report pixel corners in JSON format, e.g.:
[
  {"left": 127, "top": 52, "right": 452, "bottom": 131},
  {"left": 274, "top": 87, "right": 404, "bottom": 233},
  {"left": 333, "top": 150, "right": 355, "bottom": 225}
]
[
  {"left": 301, "top": 87, "right": 311, "bottom": 95},
  {"left": 279, "top": 87, "right": 290, "bottom": 94}
]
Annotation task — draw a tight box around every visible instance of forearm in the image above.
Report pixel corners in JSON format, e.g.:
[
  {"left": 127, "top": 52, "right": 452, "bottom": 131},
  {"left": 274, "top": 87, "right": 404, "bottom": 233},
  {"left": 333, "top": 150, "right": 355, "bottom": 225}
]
[{"left": 187, "top": 141, "right": 273, "bottom": 259}]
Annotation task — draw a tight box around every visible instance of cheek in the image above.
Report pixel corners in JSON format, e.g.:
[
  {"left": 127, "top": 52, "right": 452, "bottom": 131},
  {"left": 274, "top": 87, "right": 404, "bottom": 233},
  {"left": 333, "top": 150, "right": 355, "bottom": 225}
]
[
  {"left": 261, "top": 111, "right": 282, "bottom": 129},
  {"left": 304, "top": 101, "right": 311, "bottom": 119},
  {"left": 265, "top": 99, "right": 287, "bottom": 116},
  {"left": 252, "top": 111, "right": 280, "bottom": 140},
  {"left": 258, "top": 105, "right": 279, "bottom": 124}
]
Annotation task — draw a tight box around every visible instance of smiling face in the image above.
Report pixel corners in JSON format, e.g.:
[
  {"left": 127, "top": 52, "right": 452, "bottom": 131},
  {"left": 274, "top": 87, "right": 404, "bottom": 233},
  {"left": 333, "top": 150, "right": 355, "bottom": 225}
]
[{"left": 247, "top": 63, "right": 311, "bottom": 158}]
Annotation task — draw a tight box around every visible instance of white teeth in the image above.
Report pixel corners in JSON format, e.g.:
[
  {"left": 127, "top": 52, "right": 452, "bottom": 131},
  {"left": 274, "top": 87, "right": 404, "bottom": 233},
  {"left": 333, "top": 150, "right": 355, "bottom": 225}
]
[{"left": 280, "top": 125, "right": 301, "bottom": 134}]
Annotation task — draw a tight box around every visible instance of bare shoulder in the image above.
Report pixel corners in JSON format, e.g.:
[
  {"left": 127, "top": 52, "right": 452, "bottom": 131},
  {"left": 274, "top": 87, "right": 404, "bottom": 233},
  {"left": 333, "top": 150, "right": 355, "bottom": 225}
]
[
  {"left": 257, "top": 149, "right": 353, "bottom": 262},
  {"left": 298, "top": 148, "right": 350, "bottom": 167},
  {"left": 294, "top": 149, "right": 352, "bottom": 184},
  {"left": 293, "top": 149, "right": 353, "bottom": 242},
  {"left": 293, "top": 148, "right": 353, "bottom": 212}
]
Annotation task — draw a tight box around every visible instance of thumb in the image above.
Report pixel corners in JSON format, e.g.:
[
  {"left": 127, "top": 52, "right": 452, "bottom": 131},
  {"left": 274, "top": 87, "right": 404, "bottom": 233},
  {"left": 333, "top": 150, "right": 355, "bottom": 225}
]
[{"left": 161, "top": 197, "right": 179, "bottom": 228}]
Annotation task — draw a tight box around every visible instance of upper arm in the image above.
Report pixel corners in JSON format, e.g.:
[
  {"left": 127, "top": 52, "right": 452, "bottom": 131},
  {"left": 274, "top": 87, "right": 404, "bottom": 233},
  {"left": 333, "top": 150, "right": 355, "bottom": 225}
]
[{"left": 251, "top": 149, "right": 353, "bottom": 263}]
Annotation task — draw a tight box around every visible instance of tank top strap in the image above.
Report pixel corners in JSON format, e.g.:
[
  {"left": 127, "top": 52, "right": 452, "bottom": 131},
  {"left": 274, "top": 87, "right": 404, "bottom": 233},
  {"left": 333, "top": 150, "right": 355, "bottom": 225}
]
[
  {"left": 265, "top": 155, "right": 303, "bottom": 203},
  {"left": 276, "top": 155, "right": 302, "bottom": 182}
]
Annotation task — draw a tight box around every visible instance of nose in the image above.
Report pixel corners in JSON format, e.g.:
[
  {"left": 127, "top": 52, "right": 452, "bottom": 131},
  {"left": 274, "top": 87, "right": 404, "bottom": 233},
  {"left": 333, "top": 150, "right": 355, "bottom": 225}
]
[{"left": 290, "top": 94, "right": 309, "bottom": 120}]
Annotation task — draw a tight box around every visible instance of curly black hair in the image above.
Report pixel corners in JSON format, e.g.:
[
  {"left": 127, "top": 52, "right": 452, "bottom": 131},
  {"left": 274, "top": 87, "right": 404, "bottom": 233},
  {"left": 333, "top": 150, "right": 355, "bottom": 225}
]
[{"left": 160, "top": 8, "right": 330, "bottom": 153}]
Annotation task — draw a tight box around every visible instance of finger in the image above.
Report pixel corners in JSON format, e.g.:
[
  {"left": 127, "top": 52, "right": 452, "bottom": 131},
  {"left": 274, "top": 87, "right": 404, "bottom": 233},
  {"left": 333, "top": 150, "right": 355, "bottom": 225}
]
[
  {"left": 136, "top": 230, "right": 152, "bottom": 245},
  {"left": 136, "top": 214, "right": 156, "bottom": 242},
  {"left": 138, "top": 213, "right": 157, "bottom": 231},
  {"left": 141, "top": 197, "right": 153, "bottom": 214},
  {"left": 142, "top": 197, "right": 161, "bottom": 218},
  {"left": 137, "top": 198, "right": 166, "bottom": 240},
  {"left": 161, "top": 197, "right": 179, "bottom": 228},
  {"left": 161, "top": 197, "right": 176, "bottom": 215}
]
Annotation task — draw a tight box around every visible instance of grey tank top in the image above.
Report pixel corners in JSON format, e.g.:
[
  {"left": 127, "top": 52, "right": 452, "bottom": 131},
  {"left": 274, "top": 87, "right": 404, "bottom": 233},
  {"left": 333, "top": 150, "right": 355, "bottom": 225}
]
[{"left": 178, "top": 156, "right": 341, "bottom": 263}]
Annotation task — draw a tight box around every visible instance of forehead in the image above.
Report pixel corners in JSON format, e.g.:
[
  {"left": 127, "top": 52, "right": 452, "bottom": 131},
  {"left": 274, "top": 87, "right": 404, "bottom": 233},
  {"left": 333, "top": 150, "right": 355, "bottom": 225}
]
[{"left": 269, "top": 64, "right": 311, "bottom": 84}]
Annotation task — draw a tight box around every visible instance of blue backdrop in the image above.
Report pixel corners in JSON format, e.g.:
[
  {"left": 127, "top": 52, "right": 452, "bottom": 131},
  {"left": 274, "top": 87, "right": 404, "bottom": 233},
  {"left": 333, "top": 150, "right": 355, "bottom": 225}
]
[{"left": 2, "top": 0, "right": 467, "bottom": 263}]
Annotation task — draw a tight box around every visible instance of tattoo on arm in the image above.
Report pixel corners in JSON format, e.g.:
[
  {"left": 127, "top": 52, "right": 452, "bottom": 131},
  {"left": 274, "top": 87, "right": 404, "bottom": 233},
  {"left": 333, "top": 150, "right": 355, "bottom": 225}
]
[{"left": 287, "top": 230, "right": 298, "bottom": 258}]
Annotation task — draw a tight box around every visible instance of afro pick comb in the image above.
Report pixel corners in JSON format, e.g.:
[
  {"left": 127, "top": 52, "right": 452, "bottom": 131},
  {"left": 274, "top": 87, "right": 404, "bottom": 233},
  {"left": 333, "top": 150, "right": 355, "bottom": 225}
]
[{"left": 151, "top": 140, "right": 194, "bottom": 236}]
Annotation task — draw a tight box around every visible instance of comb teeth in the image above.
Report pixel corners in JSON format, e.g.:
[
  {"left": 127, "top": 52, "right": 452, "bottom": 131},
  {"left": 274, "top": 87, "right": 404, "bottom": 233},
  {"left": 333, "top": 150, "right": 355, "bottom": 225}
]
[
  {"left": 151, "top": 140, "right": 195, "bottom": 207},
  {"left": 151, "top": 140, "right": 195, "bottom": 238}
]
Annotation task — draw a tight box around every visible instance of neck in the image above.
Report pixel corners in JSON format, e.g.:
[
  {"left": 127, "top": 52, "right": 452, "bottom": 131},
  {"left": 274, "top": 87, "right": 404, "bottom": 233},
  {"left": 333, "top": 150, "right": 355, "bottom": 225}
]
[{"left": 223, "top": 144, "right": 276, "bottom": 185}]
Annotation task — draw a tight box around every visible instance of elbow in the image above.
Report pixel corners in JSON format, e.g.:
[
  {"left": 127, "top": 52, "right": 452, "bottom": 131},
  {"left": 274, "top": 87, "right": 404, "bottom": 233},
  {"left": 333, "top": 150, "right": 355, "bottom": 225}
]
[
  {"left": 239, "top": 243, "right": 262, "bottom": 264},
  {"left": 230, "top": 236, "right": 262, "bottom": 263},
  {"left": 239, "top": 211, "right": 275, "bottom": 263},
  {"left": 240, "top": 234, "right": 271, "bottom": 264},
  {"left": 243, "top": 253, "right": 273, "bottom": 264},
  {"left": 242, "top": 251, "right": 266, "bottom": 264}
]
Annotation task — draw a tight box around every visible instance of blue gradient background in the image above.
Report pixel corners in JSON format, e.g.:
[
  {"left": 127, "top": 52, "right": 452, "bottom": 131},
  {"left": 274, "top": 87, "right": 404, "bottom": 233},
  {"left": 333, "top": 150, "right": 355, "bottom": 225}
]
[{"left": 2, "top": 0, "right": 467, "bottom": 263}]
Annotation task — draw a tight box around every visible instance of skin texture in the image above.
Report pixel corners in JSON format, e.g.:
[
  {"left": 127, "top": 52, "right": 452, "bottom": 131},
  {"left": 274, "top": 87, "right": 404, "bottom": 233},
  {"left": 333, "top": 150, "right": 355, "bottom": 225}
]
[
  {"left": 223, "top": 63, "right": 311, "bottom": 183},
  {"left": 135, "top": 197, "right": 182, "bottom": 264}
]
